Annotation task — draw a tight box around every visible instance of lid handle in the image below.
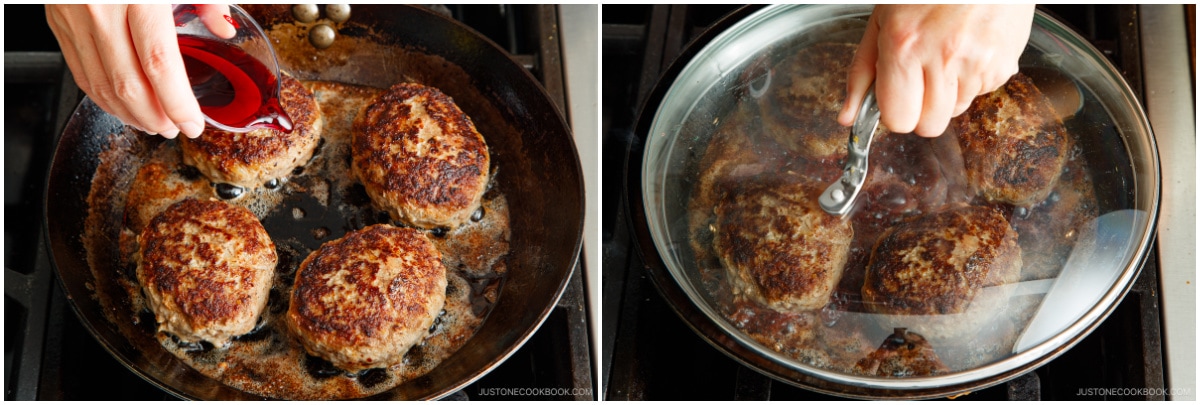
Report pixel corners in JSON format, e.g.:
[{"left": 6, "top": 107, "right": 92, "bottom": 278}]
[{"left": 819, "top": 84, "right": 880, "bottom": 215}]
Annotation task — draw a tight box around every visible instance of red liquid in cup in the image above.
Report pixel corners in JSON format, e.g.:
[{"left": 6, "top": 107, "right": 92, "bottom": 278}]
[{"left": 179, "top": 35, "right": 293, "bottom": 133}]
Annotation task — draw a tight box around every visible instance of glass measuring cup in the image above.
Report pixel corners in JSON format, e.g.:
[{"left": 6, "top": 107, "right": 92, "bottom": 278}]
[{"left": 173, "top": 4, "right": 293, "bottom": 133}]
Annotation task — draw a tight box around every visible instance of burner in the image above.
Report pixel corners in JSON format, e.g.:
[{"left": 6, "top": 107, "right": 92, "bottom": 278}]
[
  {"left": 5, "top": 5, "right": 592, "bottom": 400},
  {"left": 602, "top": 5, "right": 1166, "bottom": 400}
]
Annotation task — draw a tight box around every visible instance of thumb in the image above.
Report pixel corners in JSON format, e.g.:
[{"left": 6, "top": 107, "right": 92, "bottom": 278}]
[{"left": 196, "top": 4, "right": 236, "bottom": 39}]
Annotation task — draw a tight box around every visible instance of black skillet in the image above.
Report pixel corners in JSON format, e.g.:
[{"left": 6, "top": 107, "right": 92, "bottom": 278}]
[{"left": 45, "top": 5, "right": 584, "bottom": 400}]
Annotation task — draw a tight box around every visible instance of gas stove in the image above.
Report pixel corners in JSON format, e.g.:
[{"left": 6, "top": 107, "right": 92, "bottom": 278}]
[
  {"left": 602, "top": 4, "right": 1193, "bottom": 400},
  {"left": 5, "top": 4, "right": 596, "bottom": 400}
]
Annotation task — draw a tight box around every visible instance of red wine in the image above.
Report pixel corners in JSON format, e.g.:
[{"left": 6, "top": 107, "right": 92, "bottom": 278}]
[{"left": 178, "top": 35, "right": 293, "bottom": 133}]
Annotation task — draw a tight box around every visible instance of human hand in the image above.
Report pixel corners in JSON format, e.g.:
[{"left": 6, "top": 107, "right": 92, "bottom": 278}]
[
  {"left": 837, "top": 5, "right": 1036, "bottom": 137},
  {"left": 46, "top": 4, "right": 233, "bottom": 139}
]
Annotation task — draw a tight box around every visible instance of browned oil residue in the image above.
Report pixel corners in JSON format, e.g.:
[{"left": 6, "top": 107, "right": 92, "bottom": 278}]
[
  {"left": 83, "top": 81, "right": 510, "bottom": 399},
  {"left": 688, "top": 81, "right": 1098, "bottom": 376}
]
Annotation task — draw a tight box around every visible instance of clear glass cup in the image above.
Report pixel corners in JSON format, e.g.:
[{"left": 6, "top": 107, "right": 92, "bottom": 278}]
[{"left": 173, "top": 4, "right": 291, "bottom": 133}]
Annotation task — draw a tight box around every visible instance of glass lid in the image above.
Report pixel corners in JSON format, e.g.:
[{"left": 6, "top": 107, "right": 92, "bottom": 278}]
[{"left": 641, "top": 4, "right": 1158, "bottom": 390}]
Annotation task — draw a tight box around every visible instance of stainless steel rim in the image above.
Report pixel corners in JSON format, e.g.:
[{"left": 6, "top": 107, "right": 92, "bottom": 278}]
[{"left": 640, "top": 4, "right": 1161, "bottom": 395}]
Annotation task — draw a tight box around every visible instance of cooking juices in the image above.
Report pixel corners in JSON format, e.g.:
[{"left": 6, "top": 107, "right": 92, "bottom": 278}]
[
  {"left": 179, "top": 35, "right": 293, "bottom": 133},
  {"left": 683, "top": 71, "right": 1102, "bottom": 378},
  {"left": 82, "top": 81, "right": 509, "bottom": 399}
]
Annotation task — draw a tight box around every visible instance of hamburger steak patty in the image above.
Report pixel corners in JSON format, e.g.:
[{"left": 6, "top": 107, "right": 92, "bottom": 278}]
[
  {"left": 286, "top": 224, "right": 448, "bottom": 372},
  {"left": 124, "top": 160, "right": 209, "bottom": 233},
  {"left": 758, "top": 42, "right": 859, "bottom": 159},
  {"left": 714, "top": 177, "right": 854, "bottom": 313},
  {"left": 853, "top": 328, "right": 949, "bottom": 377},
  {"left": 180, "top": 73, "right": 323, "bottom": 189},
  {"left": 951, "top": 73, "right": 1069, "bottom": 206},
  {"left": 135, "top": 198, "right": 277, "bottom": 346},
  {"left": 862, "top": 204, "right": 1022, "bottom": 341},
  {"left": 351, "top": 82, "right": 490, "bottom": 229}
]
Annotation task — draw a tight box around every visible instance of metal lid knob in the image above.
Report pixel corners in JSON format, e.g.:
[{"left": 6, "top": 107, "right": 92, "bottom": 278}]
[{"left": 819, "top": 84, "right": 880, "bottom": 216}]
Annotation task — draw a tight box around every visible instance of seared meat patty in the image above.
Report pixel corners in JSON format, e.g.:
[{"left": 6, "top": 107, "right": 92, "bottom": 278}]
[
  {"left": 862, "top": 204, "right": 1022, "bottom": 341},
  {"left": 351, "top": 82, "right": 490, "bottom": 229},
  {"left": 727, "top": 297, "right": 878, "bottom": 373},
  {"left": 286, "top": 224, "right": 447, "bottom": 372},
  {"left": 853, "top": 328, "right": 949, "bottom": 377},
  {"left": 951, "top": 72, "right": 1069, "bottom": 206},
  {"left": 714, "top": 177, "right": 854, "bottom": 313},
  {"left": 1011, "top": 151, "right": 1097, "bottom": 280},
  {"left": 124, "top": 160, "right": 208, "bottom": 233},
  {"left": 135, "top": 198, "right": 277, "bottom": 346},
  {"left": 180, "top": 73, "right": 323, "bottom": 189},
  {"left": 690, "top": 103, "right": 793, "bottom": 223},
  {"left": 757, "top": 42, "right": 858, "bottom": 159}
]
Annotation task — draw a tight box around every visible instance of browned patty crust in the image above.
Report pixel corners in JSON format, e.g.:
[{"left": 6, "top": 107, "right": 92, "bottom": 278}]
[
  {"left": 136, "top": 198, "right": 277, "bottom": 346},
  {"left": 758, "top": 42, "right": 858, "bottom": 159},
  {"left": 853, "top": 328, "right": 949, "bottom": 377},
  {"left": 351, "top": 82, "right": 490, "bottom": 229},
  {"left": 951, "top": 72, "right": 1069, "bottom": 206},
  {"left": 714, "top": 178, "right": 854, "bottom": 313},
  {"left": 862, "top": 204, "right": 1022, "bottom": 340},
  {"left": 124, "top": 160, "right": 208, "bottom": 233},
  {"left": 180, "top": 73, "right": 323, "bottom": 188},
  {"left": 286, "top": 224, "right": 447, "bottom": 372}
]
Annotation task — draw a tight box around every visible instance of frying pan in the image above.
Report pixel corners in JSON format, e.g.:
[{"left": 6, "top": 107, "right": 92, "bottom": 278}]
[
  {"left": 44, "top": 5, "right": 583, "bottom": 400},
  {"left": 627, "top": 4, "right": 1159, "bottom": 399}
]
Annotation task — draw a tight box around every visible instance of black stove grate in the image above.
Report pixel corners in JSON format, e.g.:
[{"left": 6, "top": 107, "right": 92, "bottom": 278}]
[
  {"left": 4, "top": 5, "right": 592, "bottom": 400},
  {"left": 602, "top": 5, "right": 1164, "bottom": 400}
]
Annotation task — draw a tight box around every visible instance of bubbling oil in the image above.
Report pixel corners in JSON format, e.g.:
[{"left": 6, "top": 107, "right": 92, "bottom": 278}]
[
  {"left": 92, "top": 80, "right": 510, "bottom": 399},
  {"left": 687, "top": 92, "right": 1099, "bottom": 376}
]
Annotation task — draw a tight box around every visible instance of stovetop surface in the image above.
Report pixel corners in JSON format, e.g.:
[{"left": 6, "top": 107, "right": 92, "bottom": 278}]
[
  {"left": 5, "top": 5, "right": 593, "bottom": 400},
  {"left": 4, "top": 3, "right": 1184, "bottom": 401},
  {"left": 601, "top": 5, "right": 1168, "bottom": 400}
]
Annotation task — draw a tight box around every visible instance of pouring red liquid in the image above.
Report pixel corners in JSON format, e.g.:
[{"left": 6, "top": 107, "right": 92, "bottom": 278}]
[{"left": 179, "top": 34, "right": 293, "bottom": 133}]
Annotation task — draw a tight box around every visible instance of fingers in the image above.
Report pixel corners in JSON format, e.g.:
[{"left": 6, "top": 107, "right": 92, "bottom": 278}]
[
  {"left": 64, "top": 19, "right": 144, "bottom": 134},
  {"left": 47, "top": 5, "right": 164, "bottom": 136},
  {"left": 873, "top": 31, "right": 923, "bottom": 135},
  {"left": 953, "top": 74, "right": 980, "bottom": 116},
  {"left": 88, "top": 7, "right": 182, "bottom": 138},
  {"left": 984, "top": 61, "right": 1020, "bottom": 94},
  {"left": 839, "top": 13, "right": 880, "bottom": 127},
  {"left": 128, "top": 4, "right": 205, "bottom": 138},
  {"left": 46, "top": 7, "right": 93, "bottom": 104},
  {"left": 45, "top": 4, "right": 207, "bottom": 139},
  {"left": 914, "top": 67, "right": 955, "bottom": 137},
  {"left": 849, "top": 4, "right": 1036, "bottom": 137},
  {"left": 197, "top": 4, "right": 236, "bottom": 39}
]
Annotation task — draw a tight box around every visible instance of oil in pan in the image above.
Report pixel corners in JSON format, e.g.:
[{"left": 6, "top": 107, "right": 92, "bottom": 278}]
[{"left": 84, "top": 80, "right": 510, "bottom": 400}]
